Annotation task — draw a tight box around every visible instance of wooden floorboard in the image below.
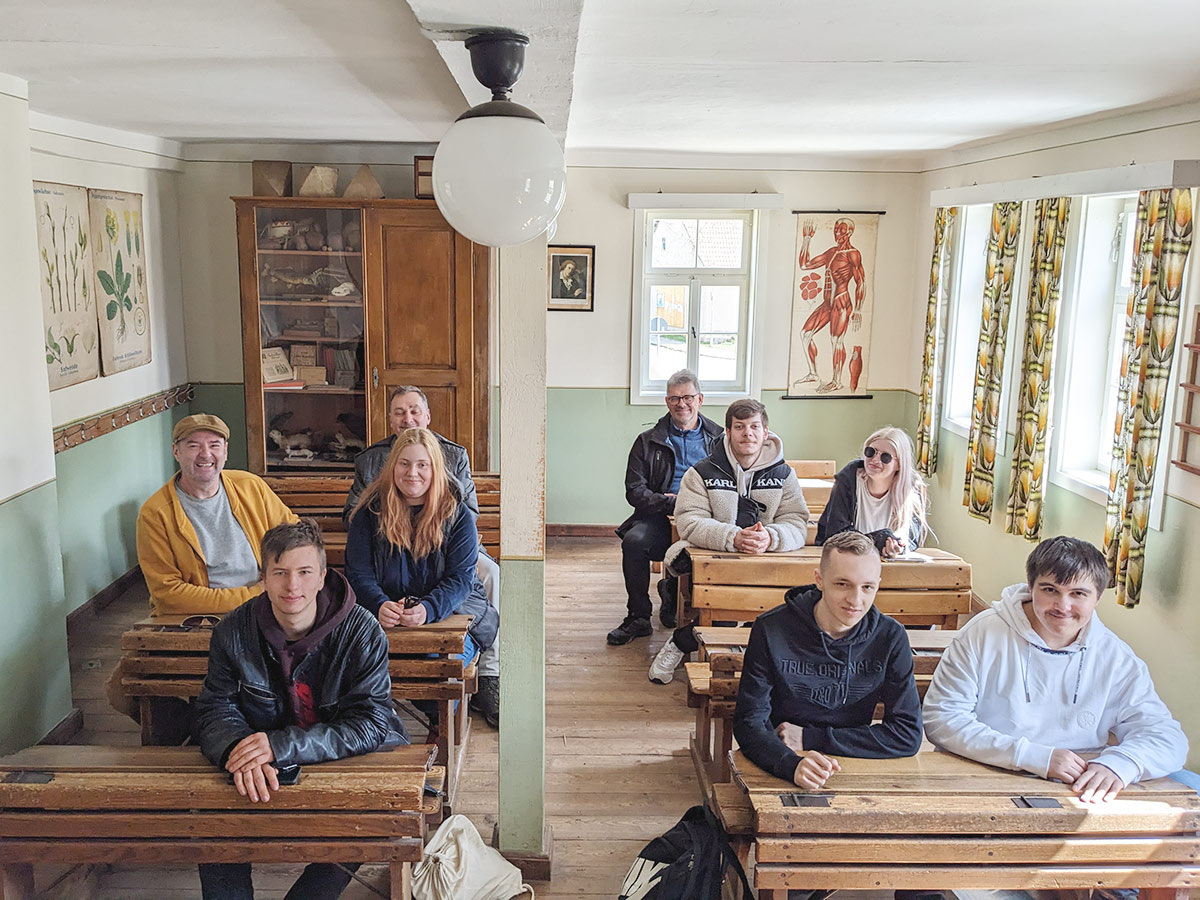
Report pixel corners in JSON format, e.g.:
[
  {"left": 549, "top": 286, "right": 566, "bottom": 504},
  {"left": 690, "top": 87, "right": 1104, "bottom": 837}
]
[{"left": 60, "top": 535, "right": 700, "bottom": 898}]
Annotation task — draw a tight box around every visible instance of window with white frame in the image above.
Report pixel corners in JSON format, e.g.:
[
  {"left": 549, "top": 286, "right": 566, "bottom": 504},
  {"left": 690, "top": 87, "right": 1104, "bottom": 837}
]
[
  {"left": 632, "top": 210, "right": 758, "bottom": 401},
  {"left": 1052, "top": 193, "right": 1139, "bottom": 497},
  {"left": 942, "top": 204, "right": 998, "bottom": 432},
  {"left": 942, "top": 203, "right": 1036, "bottom": 450}
]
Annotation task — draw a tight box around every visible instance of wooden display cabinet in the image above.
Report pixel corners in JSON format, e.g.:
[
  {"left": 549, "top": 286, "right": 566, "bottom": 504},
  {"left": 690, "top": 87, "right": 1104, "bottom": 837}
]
[{"left": 235, "top": 197, "right": 489, "bottom": 476}]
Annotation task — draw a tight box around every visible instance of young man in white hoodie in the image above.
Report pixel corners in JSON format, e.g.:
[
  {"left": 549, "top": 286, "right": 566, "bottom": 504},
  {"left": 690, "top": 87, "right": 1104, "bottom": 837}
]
[
  {"left": 647, "top": 398, "right": 810, "bottom": 684},
  {"left": 923, "top": 536, "right": 1188, "bottom": 802}
]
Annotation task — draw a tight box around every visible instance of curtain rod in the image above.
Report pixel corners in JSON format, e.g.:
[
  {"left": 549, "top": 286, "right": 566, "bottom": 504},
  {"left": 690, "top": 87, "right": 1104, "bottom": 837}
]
[{"left": 791, "top": 209, "right": 886, "bottom": 216}]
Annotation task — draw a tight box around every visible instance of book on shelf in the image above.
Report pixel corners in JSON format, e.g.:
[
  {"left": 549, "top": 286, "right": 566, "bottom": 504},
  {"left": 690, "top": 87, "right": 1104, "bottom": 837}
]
[
  {"left": 293, "top": 365, "right": 328, "bottom": 386},
  {"left": 266, "top": 380, "right": 306, "bottom": 390},
  {"left": 289, "top": 343, "right": 318, "bottom": 367},
  {"left": 261, "top": 347, "right": 294, "bottom": 383}
]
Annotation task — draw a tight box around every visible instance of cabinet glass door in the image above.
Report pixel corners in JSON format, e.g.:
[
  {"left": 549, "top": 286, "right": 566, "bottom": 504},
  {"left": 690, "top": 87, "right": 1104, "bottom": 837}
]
[{"left": 254, "top": 206, "right": 366, "bottom": 471}]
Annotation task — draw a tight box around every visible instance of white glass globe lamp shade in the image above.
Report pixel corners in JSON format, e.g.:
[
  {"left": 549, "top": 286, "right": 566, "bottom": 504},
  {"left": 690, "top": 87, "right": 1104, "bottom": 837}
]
[{"left": 433, "top": 116, "right": 565, "bottom": 248}]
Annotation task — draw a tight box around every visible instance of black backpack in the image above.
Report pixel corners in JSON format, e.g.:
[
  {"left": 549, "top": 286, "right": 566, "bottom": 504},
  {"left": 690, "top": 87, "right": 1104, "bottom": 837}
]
[{"left": 618, "top": 804, "right": 754, "bottom": 900}]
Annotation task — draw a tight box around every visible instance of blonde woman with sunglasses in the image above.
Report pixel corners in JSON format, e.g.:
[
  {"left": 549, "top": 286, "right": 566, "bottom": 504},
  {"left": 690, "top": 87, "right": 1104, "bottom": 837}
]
[{"left": 816, "top": 426, "right": 929, "bottom": 558}]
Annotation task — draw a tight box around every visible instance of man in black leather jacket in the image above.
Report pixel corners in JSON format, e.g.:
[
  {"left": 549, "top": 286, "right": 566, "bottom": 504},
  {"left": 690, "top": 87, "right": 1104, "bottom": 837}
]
[
  {"left": 193, "top": 519, "right": 406, "bottom": 900},
  {"left": 608, "top": 370, "right": 723, "bottom": 645}
]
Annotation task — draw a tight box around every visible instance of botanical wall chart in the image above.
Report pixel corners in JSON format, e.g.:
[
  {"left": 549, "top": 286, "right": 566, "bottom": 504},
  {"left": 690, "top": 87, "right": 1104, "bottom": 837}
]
[
  {"left": 33, "top": 182, "right": 99, "bottom": 390},
  {"left": 88, "top": 189, "right": 151, "bottom": 374},
  {"left": 786, "top": 213, "right": 880, "bottom": 396}
]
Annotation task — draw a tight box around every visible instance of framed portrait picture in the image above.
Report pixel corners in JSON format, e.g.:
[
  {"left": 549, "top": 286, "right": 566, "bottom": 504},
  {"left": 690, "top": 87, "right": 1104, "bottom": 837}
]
[
  {"left": 413, "top": 156, "right": 434, "bottom": 199},
  {"left": 547, "top": 245, "right": 595, "bottom": 311}
]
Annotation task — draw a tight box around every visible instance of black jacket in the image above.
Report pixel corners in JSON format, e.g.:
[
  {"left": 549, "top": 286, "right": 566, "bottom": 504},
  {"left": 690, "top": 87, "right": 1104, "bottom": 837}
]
[
  {"left": 616, "top": 412, "right": 723, "bottom": 537},
  {"left": 816, "top": 459, "right": 923, "bottom": 552},
  {"left": 194, "top": 569, "right": 407, "bottom": 770},
  {"left": 732, "top": 585, "right": 922, "bottom": 781}
]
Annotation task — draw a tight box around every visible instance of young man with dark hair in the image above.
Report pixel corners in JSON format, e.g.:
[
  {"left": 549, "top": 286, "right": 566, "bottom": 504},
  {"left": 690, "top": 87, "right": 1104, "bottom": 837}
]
[
  {"left": 733, "top": 530, "right": 922, "bottom": 785},
  {"left": 193, "top": 519, "right": 406, "bottom": 900},
  {"left": 647, "top": 398, "right": 811, "bottom": 683},
  {"left": 608, "top": 369, "right": 724, "bottom": 645},
  {"left": 924, "top": 535, "right": 1188, "bottom": 803}
]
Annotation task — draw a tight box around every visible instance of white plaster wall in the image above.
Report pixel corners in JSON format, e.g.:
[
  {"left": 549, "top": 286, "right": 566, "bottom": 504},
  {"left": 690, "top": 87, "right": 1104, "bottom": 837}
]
[
  {"left": 0, "top": 76, "right": 56, "bottom": 502},
  {"left": 548, "top": 166, "right": 923, "bottom": 391},
  {"left": 30, "top": 131, "right": 190, "bottom": 426}
]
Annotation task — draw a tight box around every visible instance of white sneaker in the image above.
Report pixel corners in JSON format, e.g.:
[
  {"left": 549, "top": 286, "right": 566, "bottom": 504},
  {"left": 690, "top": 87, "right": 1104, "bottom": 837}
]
[{"left": 648, "top": 639, "right": 686, "bottom": 684}]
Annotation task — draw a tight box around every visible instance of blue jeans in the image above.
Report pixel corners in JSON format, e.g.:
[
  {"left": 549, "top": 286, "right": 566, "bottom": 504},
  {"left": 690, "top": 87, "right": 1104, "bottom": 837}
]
[
  {"left": 1170, "top": 768, "right": 1200, "bottom": 794},
  {"left": 414, "top": 631, "right": 478, "bottom": 722},
  {"left": 198, "top": 861, "right": 358, "bottom": 899}
]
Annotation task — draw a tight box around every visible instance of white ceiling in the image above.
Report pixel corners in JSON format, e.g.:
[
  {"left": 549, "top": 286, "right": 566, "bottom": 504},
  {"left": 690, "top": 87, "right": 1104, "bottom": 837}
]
[
  {"left": 0, "top": 0, "right": 468, "bottom": 142},
  {"left": 568, "top": 0, "right": 1200, "bottom": 161},
  {"left": 2, "top": 0, "right": 1200, "bottom": 162}
]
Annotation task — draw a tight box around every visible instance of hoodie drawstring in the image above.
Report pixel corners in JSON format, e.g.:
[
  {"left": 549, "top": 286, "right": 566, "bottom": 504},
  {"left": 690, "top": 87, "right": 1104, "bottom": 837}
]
[
  {"left": 817, "top": 629, "right": 854, "bottom": 706},
  {"left": 1072, "top": 646, "right": 1086, "bottom": 705},
  {"left": 1024, "top": 643, "right": 1087, "bottom": 705},
  {"left": 1022, "top": 643, "right": 1032, "bottom": 703}
]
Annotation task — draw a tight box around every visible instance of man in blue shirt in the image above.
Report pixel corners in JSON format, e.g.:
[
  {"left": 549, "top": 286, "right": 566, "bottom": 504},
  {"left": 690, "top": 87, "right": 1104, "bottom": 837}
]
[{"left": 608, "top": 370, "right": 723, "bottom": 645}]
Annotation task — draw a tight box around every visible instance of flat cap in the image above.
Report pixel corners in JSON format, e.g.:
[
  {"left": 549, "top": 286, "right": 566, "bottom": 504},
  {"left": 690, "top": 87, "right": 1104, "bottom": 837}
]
[{"left": 172, "top": 413, "right": 230, "bottom": 444}]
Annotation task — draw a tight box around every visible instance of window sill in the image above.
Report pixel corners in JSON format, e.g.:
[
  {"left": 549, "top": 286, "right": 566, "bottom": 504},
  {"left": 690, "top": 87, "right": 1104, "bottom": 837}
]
[
  {"left": 941, "top": 416, "right": 970, "bottom": 440},
  {"left": 1049, "top": 467, "right": 1109, "bottom": 507}
]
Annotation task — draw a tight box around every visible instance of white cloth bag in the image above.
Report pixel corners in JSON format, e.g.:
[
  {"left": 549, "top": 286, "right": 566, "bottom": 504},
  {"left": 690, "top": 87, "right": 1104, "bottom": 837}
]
[{"left": 412, "top": 814, "right": 533, "bottom": 900}]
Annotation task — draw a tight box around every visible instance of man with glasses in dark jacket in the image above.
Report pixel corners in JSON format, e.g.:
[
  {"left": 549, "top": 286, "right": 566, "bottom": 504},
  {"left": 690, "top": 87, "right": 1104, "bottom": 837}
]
[
  {"left": 607, "top": 369, "right": 723, "bottom": 645},
  {"left": 193, "top": 519, "right": 406, "bottom": 900}
]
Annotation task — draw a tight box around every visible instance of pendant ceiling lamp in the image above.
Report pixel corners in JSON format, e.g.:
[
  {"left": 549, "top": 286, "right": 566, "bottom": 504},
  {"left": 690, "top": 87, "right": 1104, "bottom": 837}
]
[{"left": 433, "top": 31, "right": 566, "bottom": 248}]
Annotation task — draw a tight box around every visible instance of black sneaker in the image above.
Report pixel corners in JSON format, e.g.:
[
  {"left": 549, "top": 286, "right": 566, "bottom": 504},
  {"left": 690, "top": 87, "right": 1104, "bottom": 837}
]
[
  {"left": 657, "top": 578, "right": 677, "bottom": 629},
  {"left": 470, "top": 675, "right": 500, "bottom": 728},
  {"left": 607, "top": 616, "right": 652, "bottom": 645}
]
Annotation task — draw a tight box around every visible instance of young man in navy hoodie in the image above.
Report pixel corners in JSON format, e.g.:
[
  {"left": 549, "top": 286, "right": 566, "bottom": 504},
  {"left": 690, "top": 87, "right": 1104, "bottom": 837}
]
[{"left": 733, "top": 529, "right": 922, "bottom": 788}]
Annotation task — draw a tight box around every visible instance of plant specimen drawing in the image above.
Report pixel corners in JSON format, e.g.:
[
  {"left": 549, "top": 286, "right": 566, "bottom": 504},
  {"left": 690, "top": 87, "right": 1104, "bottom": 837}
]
[
  {"left": 98, "top": 207, "right": 134, "bottom": 340},
  {"left": 88, "top": 187, "right": 151, "bottom": 374},
  {"left": 35, "top": 181, "right": 101, "bottom": 388}
]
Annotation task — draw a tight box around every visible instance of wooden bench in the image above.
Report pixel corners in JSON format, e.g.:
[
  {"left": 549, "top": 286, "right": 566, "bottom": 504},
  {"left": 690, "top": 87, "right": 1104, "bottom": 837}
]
[
  {"left": 0, "top": 744, "right": 440, "bottom": 900},
  {"left": 687, "top": 629, "right": 951, "bottom": 788},
  {"left": 787, "top": 459, "right": 834, "bottom": 526},
  {"left": 264, "top": 474, "right": 353, "bottom": 566},
  {"left": 265, "top": 471, "right": 501, "bottom": 566},
  {"left": 724, "top": 748, "right": 1200, "bottom": 900},
  {"left": 119, "top": 613, "right": 477, "bottom": 815},
  {"left": 686, "top": 546, "right": 971, "bottom": 628}
]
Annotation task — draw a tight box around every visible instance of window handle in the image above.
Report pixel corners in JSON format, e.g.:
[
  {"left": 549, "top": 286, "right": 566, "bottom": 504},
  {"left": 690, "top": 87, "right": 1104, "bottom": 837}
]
[{"left": 690, "top": 326, "right": 697, "bottom": 339}]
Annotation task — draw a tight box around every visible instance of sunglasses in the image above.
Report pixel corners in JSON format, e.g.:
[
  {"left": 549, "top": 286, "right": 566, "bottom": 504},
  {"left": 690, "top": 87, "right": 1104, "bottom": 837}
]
[
  {"left": 180, "top": 614, "right": 221, "bottom": 629},
  {"left": 863, "top": 446, "right": 894, "bottom": 465}
]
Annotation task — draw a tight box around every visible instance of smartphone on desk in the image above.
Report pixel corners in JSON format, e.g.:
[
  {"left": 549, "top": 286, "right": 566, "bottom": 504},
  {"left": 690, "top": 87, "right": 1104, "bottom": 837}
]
[{"left": 227, "top": 764, "right": 300, "bottom": 786}]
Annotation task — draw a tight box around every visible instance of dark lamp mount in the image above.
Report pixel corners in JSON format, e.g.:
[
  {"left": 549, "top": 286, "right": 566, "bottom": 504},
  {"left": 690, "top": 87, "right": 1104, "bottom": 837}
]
[{"left": 458, "top": 31, "right": 543, "bottom": 123}]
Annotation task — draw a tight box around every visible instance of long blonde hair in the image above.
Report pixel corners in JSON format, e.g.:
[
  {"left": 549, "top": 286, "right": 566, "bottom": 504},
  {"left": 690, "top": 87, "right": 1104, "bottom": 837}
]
[
  {"left": 352, "top": 428, "right": 457, "bottom": 559},
  {"left": 862, "top": 426, "right": 929, "bottom": 545}
]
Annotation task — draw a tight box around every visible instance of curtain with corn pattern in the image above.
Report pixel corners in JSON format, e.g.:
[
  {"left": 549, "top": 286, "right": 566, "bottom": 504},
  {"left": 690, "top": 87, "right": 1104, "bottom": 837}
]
[
  {"left": 915, "top": 206, "right": 958, "bottom": 477},
  {"left": 963, "top": 202, "right": 1023, "bottom": 521},
  {"left": 1104, "top": 188, "right": 1194, "bottom": 607},
  {"left": 1004, "top": 197, "right": 1072, "bottom": 540}
]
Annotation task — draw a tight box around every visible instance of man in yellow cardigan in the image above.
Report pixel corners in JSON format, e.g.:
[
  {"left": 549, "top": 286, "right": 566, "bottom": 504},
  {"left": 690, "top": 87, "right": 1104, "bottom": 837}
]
[
  {"left": 137, "top": 414, "right": 297, "bottom": 615},
  {"left": 108, "top": 414, "right": 296, "bottom": 740}
]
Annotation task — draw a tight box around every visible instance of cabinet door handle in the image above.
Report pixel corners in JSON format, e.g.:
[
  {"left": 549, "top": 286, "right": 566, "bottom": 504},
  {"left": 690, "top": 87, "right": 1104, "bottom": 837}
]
[{"left": 372, "top": 367, "right": 379, "bottom": 389}]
